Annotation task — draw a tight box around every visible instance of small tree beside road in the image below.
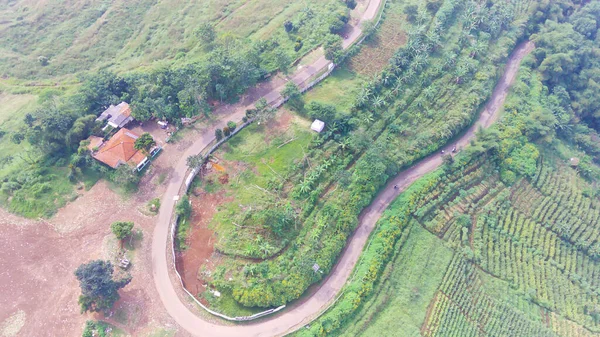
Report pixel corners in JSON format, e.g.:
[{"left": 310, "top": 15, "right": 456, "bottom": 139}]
[
  {"left": 324, "top": 34, "right": 343, "bottom": 63},
  {"left": 281, "top": 82, "right": 304, "bottom": 111},
  {"left": 186, "top": 154, "right": 204, "bottom": 170}
]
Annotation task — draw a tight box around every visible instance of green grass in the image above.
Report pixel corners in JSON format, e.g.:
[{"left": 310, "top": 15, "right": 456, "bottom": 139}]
[
  {"left": 1, "top": 165, "right": 76, "bottom": 218},
  {"left": 303, "top": 67, "right": 364, "bottom": 112},
  {"left": 338, "top": 225, "right": 453, "bottom": 337},
  {"left": 202, "top": 289, "right": 265, "bottom": 317},
  {"left": 0, "top": 0, "right": 345, "bottom": 79},
  {"left": 208, "top": 112, "right": 313, "bottom": 258}
]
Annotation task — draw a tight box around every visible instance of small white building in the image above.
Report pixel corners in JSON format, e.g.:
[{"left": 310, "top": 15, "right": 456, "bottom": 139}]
[{"left": 311, "top": 119, "right": 325, "bottom": 133}]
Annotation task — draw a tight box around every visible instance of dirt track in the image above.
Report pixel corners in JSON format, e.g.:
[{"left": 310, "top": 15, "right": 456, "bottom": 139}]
[{"left": 151, "top": 2, "right": 534, "bottom": 335}]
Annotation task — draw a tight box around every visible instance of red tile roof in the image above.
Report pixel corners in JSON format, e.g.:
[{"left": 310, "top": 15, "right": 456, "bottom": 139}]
[{"left": 93, "top": 128, "right": 147, "bottom": 168}]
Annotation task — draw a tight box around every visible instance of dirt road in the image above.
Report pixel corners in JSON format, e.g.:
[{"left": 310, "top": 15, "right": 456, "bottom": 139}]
[{"left": 151, "top": 0, "right": 533, "bottom": 334}]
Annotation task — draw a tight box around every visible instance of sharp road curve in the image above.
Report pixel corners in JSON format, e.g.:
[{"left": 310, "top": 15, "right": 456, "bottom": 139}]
[{"left": 151, "top": 0, "right": 534, "bottom": 333}]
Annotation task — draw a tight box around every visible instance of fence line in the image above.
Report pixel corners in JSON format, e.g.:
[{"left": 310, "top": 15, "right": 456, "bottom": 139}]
[
  {"left": 169, "top": 0, "right": 388, "bottom": 323},
  {"left": 170, "top": 214, "right": 286, "bottom": 321}
]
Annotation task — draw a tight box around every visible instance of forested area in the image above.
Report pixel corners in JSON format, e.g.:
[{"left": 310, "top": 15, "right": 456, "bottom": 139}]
[
  {"left": 296, "top": 0, "right": 600, "bottom": 336},
  {"left": 0, "top": 0, "right": 354, "bottom": 217},
  {"left": 198, "top": 0, "right": 544, "bottom": 311}
]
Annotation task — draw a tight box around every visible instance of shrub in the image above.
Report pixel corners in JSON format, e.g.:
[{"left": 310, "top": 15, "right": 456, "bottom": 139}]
[
  {"left": 215, "top": 128, "right": 223, "bottom": 141},
  {"left": 284, "top": 20, "right": 294, "bottom": 33},
  {"left": 110, "top": 221, "right": 134, "bottom": 240},
  {"left": 176, "top": 194, "right": 192, "bottom": 219},
  {"left": 223, "top": 126, "right": 231, "bottom": 136},
  {"left": 227, "top": 121, "right": 237, "bottom": 132}
]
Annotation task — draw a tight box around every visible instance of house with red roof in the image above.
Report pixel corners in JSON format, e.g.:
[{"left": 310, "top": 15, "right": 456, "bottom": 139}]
[{"left": 91, "top": 128, "right": 149, "bottom": 171}]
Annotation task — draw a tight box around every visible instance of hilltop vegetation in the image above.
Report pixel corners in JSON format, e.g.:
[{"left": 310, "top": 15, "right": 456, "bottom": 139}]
[
  {"left": 300, "top": 0, "right": 600, "bottom": 336},
  {"left": 0, "top": 0, "right": 348, "bottom": 79}
]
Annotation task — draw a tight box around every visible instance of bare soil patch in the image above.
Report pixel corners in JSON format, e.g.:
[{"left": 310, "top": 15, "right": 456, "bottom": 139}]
[
  {"left": 0, "top": 180, "right": 184, "bottom": 336},
  {"left": 176, "top": 191, "right": 231, "bottom": 303}
]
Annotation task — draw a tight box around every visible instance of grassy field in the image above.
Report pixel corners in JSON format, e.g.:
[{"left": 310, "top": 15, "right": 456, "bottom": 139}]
[
  {"left": 196, "top": 110, "right": 314, "bottom": 259},
  {"left": 303, "top": 67, "right": 364, "bottom": 111},
  {"left": 338, "top": 224, "right": 453, "bottom": 337},
  {"left": 0, "top": 0, "right": 345, "bottom": 79}
]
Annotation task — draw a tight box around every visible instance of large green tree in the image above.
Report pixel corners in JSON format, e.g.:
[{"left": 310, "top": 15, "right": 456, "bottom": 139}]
[{"left": 74, "top": 260, "right": 131, "bottom": 314}]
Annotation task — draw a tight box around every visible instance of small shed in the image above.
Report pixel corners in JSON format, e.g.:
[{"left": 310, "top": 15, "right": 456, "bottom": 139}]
[
  {"left": 570, "top": 157, "right": 580, "bottom": 167},
  {"left": 311, "top": 119, "right": 325, "bottom": 133}
]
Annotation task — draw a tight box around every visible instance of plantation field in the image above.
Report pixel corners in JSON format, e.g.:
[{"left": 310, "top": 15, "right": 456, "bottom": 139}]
[
  {"left": 0, "top": 0, "right": 346, "bottom": 79},
  {"left": 303, "top": 10, "right": 600, "bottom": 330},
  {"left": 313, "top": 154, "right": 600, "bottom": 337},
  {"left": 175, "top": 0, "right": 542, "bottom": 316}
]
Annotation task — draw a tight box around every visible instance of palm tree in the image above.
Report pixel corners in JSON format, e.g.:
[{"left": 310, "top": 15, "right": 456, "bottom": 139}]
[
  {"left": 337, "top": 139, "right": 350, "bottom": 153},
  {"left": 259, "top": 242, "right": 274, "bottom": 256},
  {"left": 423, "top": 86, "right": 437, "bottom": 100},
  {"left": 392, "top": 81, "right": 403, "bottom": 96},
  {"left": 373, "top": 96, "right": 385, "bottom": 108},
  {"left": 299, "top": 180, "right": 311, "bottom": 194}
]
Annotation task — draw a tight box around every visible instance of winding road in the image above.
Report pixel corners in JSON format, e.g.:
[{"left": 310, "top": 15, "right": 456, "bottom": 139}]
[{"left": 151, "top": 0, "right": 534, "bottom": 334}]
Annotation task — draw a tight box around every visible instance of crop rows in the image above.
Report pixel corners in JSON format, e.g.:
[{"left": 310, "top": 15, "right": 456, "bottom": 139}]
[
  {"left": 422, "top": 256, "right": 557, "bottom": 337},
  {"left": 511, "top": 163, "right": 600, "bottom": 252},
  {"left": 413, "top": 160, "right": 492, "bottom": 223},
  {"left": 475, "top": 205, "right": 600, "bottom": 329},
  {"left": 549, "top": 312, "right": 598, "bottom": 337}
]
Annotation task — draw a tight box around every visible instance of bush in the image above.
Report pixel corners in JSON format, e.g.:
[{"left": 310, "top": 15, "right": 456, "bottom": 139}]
[
  {"left": 284, "top": 20, "right": 294, "bottom": 33},
  {"left": 110, "top": 221, "right": 134, "bottom": 240},
  {"left": 227, "top": 121, "right": 237, "bottom": 132},
  {"left": 176, "top": 194, "right": 192, "bottom": 219}
]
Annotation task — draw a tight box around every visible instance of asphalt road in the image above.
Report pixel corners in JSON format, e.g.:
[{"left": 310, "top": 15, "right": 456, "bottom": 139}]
[{"left": 151, "top": 0, "right": 533, "bottom": 333}]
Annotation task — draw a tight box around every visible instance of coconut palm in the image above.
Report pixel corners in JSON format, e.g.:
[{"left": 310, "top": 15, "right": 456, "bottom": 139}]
[{"left": 373, "top": 96, "right": 385, "bottom": 108}]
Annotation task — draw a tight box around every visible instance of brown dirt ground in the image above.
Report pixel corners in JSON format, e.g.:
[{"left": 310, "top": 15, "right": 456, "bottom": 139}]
[
  {"left": 348, "top": 8, "right": 407, "bottom": 76},
  {"left": 0, "top": 127, "right": 199, "bottom": 337},
  {"left": 175, "top": 190, "right": 232, "bottom": 302}
]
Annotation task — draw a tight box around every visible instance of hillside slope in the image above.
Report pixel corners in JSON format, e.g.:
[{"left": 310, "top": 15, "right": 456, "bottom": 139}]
[{"left": 0, "top": 0, "right": 343, "bottom": 79}]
